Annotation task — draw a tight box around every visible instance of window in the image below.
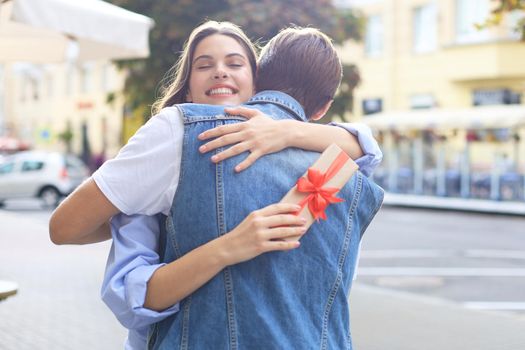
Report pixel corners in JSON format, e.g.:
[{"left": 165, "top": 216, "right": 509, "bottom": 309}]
[
  {"left": 0, "top": 163, "right": 14, "bottom": 175},
  {"left": 365, "top": 15, "right": 383, "bottom": 56},
  {"left": 410, "top": 94, "right": 436, "bottom": 109},
  {"left": 21, "top": 161, "right": 44, "bottom": 172},
  {"left": 413, "top": 3, "right": 437, "bottom": 53},
  {"left": 30, "top": 77, "right": 39, "bottom": 101},
  {"left": 65, "top": 64, "right": 75, "bottom": 96},
  {"left": 80, "top": 64, "right": 93, "bottom": 93},
  {"left": 473, "top": 89, "right": 522, "bottom": 105},
  {"left": 101, "top": 64, "right": 110, "bottom": 92},
  {"left": 504, "top": 10, "right": 525, "bottom": 40},
  {"left": 46, "top": 74, "right": 54, "bottom": 98},
  {"left": 455, "top": 0, "right": 491, "bottom": 43},
  {"left": 362, "top": 98, "right": 383, "bottom": 115},
  {"left": 65, "top": 155, "right": 85, "bottom": 170}
]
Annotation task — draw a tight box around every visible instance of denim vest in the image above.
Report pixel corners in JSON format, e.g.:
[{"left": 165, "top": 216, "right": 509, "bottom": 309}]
[{"left": 149, "top": 91, "right": 384, "bottom": 350}]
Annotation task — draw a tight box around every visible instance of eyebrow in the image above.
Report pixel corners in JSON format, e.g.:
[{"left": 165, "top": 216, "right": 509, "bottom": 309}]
[{"left": 193, "top": 53, "right": 247, "bottom": 64}]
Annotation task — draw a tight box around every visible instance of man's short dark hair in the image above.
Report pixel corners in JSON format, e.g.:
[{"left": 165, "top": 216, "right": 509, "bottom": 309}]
[{"left": 256, "top": 27, "right": 342, "bottom": 119}]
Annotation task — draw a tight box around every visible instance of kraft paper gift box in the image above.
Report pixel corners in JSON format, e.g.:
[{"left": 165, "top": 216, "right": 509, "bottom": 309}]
[{"left": 280, "top": 143, "right": 359, "bottom": 241}]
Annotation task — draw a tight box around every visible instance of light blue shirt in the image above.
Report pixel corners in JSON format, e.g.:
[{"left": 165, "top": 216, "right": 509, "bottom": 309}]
[
  {"left": 101, "top": 214, "right": 178, "bottom": 349},
  {"left": 101, "top": 122, "right": 382, "bottom": 349}
]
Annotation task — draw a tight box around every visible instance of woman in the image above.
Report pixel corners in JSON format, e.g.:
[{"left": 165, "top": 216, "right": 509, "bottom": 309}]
[{"left": 50, "top": 21, "right": 381, "bottom": 349}]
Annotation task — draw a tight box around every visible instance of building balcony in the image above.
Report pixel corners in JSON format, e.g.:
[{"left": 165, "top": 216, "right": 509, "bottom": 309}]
[{"left": 443, "top": 40, "right": 525, "bottom": 82}]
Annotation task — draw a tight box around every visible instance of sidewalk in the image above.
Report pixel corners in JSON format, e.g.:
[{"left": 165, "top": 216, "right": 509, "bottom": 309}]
[
  {"left": 351, "top": 283, "right": 525, "bottom": 350},
  {"left": 383, "top": 192, "right": 525, "bottom": 215}
]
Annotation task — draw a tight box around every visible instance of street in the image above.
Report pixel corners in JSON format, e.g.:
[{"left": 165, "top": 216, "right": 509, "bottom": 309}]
[
  {"left": 0, "top": 200, "right": 127, "bottom": 349},
  {"left": 1, "top": 200, "right": 524, "bottom": 349},
  {"left": 357, "top": 206, "right": 525, "bottom": 316}
]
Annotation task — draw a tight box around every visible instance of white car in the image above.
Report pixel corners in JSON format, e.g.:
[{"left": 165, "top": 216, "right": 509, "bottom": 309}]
[{"left": 0, "top": 151, "right": 89, "bottom": 207}]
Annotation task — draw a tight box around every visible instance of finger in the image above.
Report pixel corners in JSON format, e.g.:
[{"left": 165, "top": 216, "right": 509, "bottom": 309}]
[
  {"left": 199, "top": 133, "right": 245, "bottom": 154},
  {"left": 262, "top": 240, "right": 301, "bottom": 252},
  {"left": 264, "top": 214, "right": 306, "bottom": 228},
  {"left": 266, "top": 226, "right": 307, "bottom": 239},
  {"left": 198, "top": 123, "right": 244, "bottom": 141},
  {"left": 257, "top": 203, "right": 302, "bottom": 216},
  {"left": 224, "top": 106, "right": 260, "bottom": 119},
  {"left": 211, "top": 143, "right": 251, "bottom": 163},
  {"left": 234, "top": 152, "right": 260, "bottom": 172}
]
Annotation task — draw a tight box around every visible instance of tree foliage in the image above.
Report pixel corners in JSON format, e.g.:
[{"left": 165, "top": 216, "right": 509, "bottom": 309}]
[
  {"left": 107, "top": 0, "right": 363, "bottom": 122},
  {"left": 481, "top": 0, "right": 525, "bottom": 40}
]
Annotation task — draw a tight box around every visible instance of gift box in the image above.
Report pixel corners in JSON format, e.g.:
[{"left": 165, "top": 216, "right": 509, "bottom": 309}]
[{"left": 280, "top": 143, "right": 359, "bottom": 241}]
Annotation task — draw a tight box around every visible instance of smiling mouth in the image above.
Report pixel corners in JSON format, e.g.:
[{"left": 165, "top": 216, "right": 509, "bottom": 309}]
[{"left": 206, "top": 87, "right": 238, "bottom": 96}]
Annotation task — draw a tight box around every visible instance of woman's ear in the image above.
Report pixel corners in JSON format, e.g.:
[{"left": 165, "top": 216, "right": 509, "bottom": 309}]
[
  {"left": 186, "top": 90, "right": 193, "bottom": 103},
  {"left": 310, "top": 100, "right": 333, "bottom": 121}
]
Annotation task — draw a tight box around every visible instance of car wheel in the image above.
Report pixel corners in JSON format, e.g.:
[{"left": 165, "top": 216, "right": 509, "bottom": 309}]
[{"left": 39, "top": 187, "right": 61, "bottom": 208}]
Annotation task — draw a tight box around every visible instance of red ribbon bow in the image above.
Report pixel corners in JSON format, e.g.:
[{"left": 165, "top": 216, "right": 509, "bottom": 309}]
[{"left": 295, "top": 151, "right": 348, "bottom": 221}]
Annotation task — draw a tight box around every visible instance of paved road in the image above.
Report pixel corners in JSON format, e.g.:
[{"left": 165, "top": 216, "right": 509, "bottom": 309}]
[
  {"left": 356, "top": 206, "right": 525, "bottom": 316},
  {"left": 0, "top": 202, "right": 127, "bottom": 349}
]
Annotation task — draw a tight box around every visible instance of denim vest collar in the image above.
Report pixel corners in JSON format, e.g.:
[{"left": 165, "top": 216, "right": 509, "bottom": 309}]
[{"left": 246, "top": 91, "right": 307, "bottom": 122}]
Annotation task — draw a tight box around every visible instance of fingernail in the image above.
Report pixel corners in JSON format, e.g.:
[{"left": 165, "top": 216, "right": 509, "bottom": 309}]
[
  {"left": 198, "top": 133, "right": 205, "bottom": 139},
  {"left": 211, "top": 155, "right": 218, "bottom": 162},
  {"left": 300, "top": 218, "right": 307, "bottom": 223},
  {"left": 199, "top": 145, "right": 206, "bottom": 152},
  {"left": 235, "top": 165, "right": 241, "bottom": 172},
  {"left": 293, "top": 205, "right": 301, "bottom": 210}
]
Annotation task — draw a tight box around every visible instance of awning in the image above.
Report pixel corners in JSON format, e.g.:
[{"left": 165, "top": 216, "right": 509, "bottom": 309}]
[
  {"left": 363, "top": 105, "right": 525, "bottom": 131},
  {"left": 0, "top": 0, "right": 154, "bottom": 63}
]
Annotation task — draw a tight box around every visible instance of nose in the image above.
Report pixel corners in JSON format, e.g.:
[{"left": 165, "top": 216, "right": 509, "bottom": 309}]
[{"left": 213, "top": 66, "right": 228, "bottom": 80}]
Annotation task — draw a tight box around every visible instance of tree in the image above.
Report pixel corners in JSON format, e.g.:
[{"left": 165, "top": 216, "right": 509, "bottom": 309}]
[
  {"left": 481, "top": 0, "right": 525, "bottom": 40},
  {"left": 107, "top": 0, "right": 363, "bottom": 126}
]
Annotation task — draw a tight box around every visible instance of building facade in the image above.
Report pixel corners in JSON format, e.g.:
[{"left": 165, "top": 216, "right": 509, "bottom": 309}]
[
  {"left": 341, "top": 0, "right": 525, "bottom": 115},
  {"left": 1, "top": 61, "right": 127, "bottom": 161},
  {"left": 338, "top": 0, "right": 525, "bottom": 201}
]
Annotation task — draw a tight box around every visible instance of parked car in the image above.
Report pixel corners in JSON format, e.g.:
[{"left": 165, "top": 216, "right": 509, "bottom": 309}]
[{"left": 0, "top": 151, "right": 89, "bottom": 207}]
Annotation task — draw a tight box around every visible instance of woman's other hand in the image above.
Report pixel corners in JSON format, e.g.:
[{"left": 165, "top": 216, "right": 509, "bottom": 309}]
[
  {"left": 198, "top": 106, "right": 290, "bottom": 172},
  {"left": 219, "top": 203, "right": 306, "bottom": 266}
]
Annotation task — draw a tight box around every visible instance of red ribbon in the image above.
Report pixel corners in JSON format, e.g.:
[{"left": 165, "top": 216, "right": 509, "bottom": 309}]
[{"left": 295, "top": 151, "right": 349, "bottom": 221}]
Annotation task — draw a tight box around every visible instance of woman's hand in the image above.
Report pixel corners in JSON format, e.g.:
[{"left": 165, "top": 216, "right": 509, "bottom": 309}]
[
  {"left": 219, "top": 203, "right": 307, "bottom": 266},
  {"left": 198, "top": 106, "right": 291, "bottom": 172}
]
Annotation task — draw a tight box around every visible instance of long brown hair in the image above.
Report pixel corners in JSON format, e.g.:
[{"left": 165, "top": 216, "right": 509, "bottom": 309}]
[{"left": 152, "top": 21, "right": 257, "bottom": 115}]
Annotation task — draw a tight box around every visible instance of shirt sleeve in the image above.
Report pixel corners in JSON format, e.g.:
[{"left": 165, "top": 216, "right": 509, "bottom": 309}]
[
  {"left": 101, "top": 213, "right": 179, "bottom": 330},
  {"left": 92, "top": 107, "right": 184, "bottom": 216},
  {"left": 329, "top": 122, "right": 383, "bottom": 177}
]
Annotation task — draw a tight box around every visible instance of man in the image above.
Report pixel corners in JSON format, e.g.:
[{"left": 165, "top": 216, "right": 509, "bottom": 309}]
[{"left": 148, "top": 27, "right": 384, "bottom": 349}]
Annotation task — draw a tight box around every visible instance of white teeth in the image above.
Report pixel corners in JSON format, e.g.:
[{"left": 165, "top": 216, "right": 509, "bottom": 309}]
[{"left": 208, "top": 87, "right": 234, "bottom": 95}]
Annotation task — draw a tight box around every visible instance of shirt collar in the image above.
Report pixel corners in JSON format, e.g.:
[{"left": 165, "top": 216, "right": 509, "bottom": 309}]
[{"left": 246, "top": 91, "right": 307, "bottom": 122}]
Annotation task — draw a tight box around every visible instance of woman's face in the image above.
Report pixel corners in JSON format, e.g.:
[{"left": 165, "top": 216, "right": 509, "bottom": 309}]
[{"left": 187, "top": 34, "right": 254, "bottom": 106}]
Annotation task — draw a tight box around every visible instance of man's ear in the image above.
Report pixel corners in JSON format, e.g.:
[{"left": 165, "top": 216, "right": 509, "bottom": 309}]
[{"left": 310, "top": 100, "right": 333, "bottom": 121}]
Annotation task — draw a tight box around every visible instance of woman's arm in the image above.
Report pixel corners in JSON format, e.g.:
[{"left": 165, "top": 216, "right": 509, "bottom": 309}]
[
  {"left": 49, "top": 109, "right": 182, "bottom": 245},
  {"left": 198, "top": 106, "right": 371, "bottom": 172},
  {"left": 102, "top": 214, "right": 180, "bottom": 329},
  {"left": 49, "top": 178, "right": 118, "bottom": 244},
  {"left": 144, "top": 203, "right": 306, "bottom": 311}
]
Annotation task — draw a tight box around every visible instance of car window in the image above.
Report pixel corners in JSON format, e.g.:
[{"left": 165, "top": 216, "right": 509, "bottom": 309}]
[
  {"left": 65, "top": 156, "right": 86, "bottom": 170},
  {"left": 21, "top": 161, "right": 45, "bottom": 172},
  {"left": 0, "top": 162, "right": 15, "bottom": 175}
]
